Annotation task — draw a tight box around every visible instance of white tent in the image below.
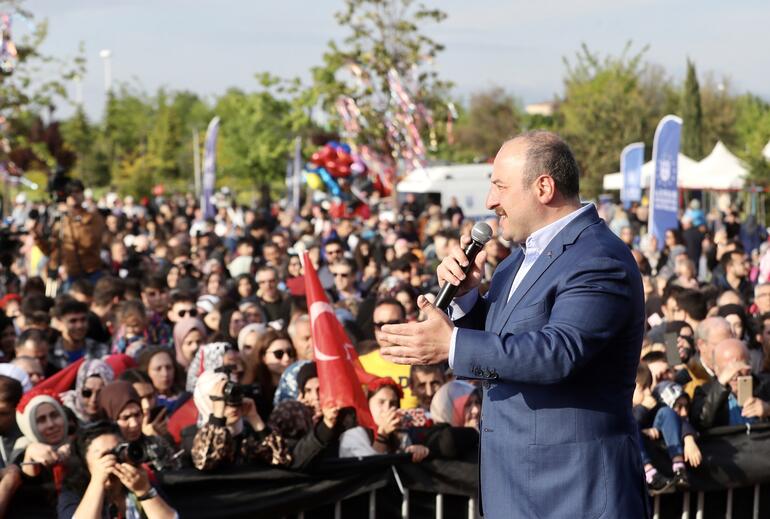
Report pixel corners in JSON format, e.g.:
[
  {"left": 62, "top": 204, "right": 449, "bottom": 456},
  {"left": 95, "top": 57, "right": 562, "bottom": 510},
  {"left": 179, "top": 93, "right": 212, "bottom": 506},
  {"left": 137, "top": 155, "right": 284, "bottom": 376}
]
[
  {"left": 602, "top": 153, "right": 697, "bottom": 191},
  {"left": 689, "top": 141, "right": 748, "bottom": 190},
  {"left": 763, "top": 139, "right": 770, "bottom": 161}
]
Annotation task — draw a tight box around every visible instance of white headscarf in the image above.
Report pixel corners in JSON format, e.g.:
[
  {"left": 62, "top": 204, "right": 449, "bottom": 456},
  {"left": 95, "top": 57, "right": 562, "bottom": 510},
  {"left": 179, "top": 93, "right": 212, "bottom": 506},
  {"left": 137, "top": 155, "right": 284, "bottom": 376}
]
[
  {"left": 237, "top": 323, "right": 267, "bottom": 352},
  {"left": 193, "top": 370, "right": 243, "bottom": 435}
]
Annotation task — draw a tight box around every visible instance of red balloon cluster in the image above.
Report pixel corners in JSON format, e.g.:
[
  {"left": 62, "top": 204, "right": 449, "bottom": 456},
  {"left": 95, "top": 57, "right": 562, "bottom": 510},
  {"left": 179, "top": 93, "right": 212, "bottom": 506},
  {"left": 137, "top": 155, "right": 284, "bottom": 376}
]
[{"left": 310, "top": 143, "right": 354, "bottom": 178}]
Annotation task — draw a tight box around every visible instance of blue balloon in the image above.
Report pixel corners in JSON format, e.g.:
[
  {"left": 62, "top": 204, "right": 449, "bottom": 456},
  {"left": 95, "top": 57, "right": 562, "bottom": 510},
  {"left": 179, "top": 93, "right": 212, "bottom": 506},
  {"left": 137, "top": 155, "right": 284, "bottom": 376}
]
[
  {"left": 340, "top": 143, "right": 352, "bottom": 154},
  {"left": 327, "top": 140, "right": 340, "bottom": 150},
  {"left": 317, "top": 167, "right": 341, "bottom": 196}
]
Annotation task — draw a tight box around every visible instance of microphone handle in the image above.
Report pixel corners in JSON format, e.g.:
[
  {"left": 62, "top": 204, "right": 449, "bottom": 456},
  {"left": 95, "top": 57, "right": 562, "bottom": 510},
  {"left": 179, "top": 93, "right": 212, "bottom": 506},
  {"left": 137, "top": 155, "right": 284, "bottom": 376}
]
[{"left": 434, "top": 239, "right": 485, "bottom": 310}]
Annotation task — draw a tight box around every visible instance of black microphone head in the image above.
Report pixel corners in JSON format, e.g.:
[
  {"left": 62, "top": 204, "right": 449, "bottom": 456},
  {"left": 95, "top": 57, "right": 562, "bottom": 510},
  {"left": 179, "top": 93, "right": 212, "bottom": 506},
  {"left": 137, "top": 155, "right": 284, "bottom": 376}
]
[{"left": 471, "top": 222, "right": 493, "bottom": 245}]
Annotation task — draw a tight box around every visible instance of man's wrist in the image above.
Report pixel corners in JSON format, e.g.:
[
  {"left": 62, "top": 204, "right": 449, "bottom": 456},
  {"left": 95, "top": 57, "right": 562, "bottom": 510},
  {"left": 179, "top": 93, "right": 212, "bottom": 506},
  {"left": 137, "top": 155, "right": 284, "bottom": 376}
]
[{"left": 136, "top": 487, "right": 158, "bottom": 501}]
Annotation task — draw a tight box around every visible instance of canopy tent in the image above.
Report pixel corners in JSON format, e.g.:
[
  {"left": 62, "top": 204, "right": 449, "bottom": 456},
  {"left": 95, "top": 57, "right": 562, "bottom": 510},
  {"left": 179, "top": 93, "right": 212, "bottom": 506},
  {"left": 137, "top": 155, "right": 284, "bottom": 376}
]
[
  {"left": 602, "top": 153, "right": 697, "bottom": 191},
  {"left": 763, "top": 139, "right": 770, "bottom": 161},
  {"left": 689, "top": 141, "right": 748, "bottom": 190}
]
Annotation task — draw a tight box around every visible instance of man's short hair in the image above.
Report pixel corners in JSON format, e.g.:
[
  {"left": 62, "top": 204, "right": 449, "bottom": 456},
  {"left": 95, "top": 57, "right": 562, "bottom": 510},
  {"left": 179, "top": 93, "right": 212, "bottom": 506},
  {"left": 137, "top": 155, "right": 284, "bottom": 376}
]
[
  {"left": 256, "top": 266, "right": 278, "bottom": 278},
  {"left": 720, "top": 249, "right": 744, "bottom": 271},
  {"left": 636, "top": 362, "right": 652, "bottom": 390},
  {"left": 21, "top": 294, "right": 53, "bottom": 326},
  {"left": 53, "top": 297, "right": 89, "bottom": 318},
  {"left": 374, "top": 297, "right": 406, "bottom": 320},
  {"left": 516, "top": 131, "right": 580, "bottom": 198},
  {"left": 140, "top": 274, "right": 167, "bottom": 293},
  {"left": 409, "top": 364, "right": 446, "bottom": 386},
  {"left": 15, "top": 328, "right": 48, "bottom": 349},
  {"left": 64, "top": 179, "right": 85, "bottom": 196},
  {"left": 169, "top": 291, "right": 196, "bottom": 306},
  {"left": 675, "top": 289, "right": 707, "bottom": 321},
  {"left": 661, "top": 283, "right": 685, "bottom": 306},
  {"left": 70, "top": 279, "right": 94, "bottom": 298},
  {"left": 0, "top": 375, "right": 23, "bottom": 406},
  {"left": 92, "top": 276, "right": 124, "bottom": 307},
  {"left": 641, "top": 350, "right": 668, "bottom": 365}
]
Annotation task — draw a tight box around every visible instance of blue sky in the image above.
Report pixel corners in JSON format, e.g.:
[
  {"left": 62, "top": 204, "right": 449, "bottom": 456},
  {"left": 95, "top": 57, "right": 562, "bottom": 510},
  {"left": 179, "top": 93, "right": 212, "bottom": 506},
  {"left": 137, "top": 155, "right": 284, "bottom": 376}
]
[{"left": 27, "top": 0, "right": 770, "bottom": 120}]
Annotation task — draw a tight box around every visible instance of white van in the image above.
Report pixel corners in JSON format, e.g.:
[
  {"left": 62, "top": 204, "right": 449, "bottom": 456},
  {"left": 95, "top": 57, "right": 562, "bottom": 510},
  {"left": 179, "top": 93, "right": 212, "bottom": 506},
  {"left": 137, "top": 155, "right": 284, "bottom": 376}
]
[{"left": 396, "top": 163, "right": 494, "bottom": 219}]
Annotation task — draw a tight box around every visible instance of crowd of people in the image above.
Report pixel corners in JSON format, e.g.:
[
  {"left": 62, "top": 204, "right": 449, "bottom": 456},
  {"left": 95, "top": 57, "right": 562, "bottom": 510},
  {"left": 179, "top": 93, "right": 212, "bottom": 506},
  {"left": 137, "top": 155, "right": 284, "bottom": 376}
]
[{"left": 0, "top": 177, "right": 769, "bottom": 516}]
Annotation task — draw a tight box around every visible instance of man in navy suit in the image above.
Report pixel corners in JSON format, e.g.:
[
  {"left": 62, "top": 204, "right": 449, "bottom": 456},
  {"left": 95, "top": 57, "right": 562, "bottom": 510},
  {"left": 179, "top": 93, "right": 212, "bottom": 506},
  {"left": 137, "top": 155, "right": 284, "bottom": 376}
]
[{"left": 380, "top": 131, "right": 649, "bottom": 518}]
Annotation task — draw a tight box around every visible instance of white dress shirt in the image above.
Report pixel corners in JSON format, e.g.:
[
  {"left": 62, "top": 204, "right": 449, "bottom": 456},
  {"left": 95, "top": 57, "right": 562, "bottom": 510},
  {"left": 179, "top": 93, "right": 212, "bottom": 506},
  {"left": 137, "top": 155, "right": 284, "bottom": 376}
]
[{"left": 447, "top": 203, "right": 593, "bottom": 367}]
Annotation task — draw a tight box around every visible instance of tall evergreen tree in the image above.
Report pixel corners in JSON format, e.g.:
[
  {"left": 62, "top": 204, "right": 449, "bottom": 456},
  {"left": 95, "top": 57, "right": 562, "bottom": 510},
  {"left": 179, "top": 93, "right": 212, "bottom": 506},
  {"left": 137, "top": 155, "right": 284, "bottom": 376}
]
[{"left": 681, "top": 58, "right": 704, "bottom": 159}]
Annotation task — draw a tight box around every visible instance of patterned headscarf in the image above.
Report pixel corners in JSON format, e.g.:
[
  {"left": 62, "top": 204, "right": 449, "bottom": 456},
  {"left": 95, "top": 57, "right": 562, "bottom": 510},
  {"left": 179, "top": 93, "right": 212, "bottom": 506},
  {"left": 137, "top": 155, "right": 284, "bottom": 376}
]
[
  {"left": 185, "top": 342, "right": 230, "bottom": 393},
  {"left": 61, "top": 359, "right": 115, "bottom": 423}
]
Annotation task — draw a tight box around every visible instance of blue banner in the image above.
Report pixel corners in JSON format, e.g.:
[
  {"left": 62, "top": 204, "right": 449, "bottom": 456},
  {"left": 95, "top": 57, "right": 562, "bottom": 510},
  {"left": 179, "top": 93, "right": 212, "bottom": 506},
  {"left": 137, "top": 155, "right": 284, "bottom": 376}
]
[
  {"left": 649, "top": 115, "right": 682, "bottom": 250},
  {"left": 620, "top": 142, "right": 644, "bottom": 209},
  {"left": 201, "top": 116, "right": 220, "bottom": 219}
]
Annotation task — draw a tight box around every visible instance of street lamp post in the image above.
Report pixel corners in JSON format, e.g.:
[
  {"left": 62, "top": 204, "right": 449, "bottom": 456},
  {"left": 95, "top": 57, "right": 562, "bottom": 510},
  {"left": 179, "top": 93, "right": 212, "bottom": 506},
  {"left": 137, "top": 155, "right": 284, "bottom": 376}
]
[{"left": 99, "top": 49, "right": 112, "bottom": 92}]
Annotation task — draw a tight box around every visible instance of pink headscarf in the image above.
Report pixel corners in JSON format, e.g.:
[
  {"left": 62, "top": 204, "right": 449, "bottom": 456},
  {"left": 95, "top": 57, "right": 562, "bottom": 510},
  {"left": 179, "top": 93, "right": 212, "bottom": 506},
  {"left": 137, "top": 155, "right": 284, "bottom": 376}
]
[{"left": 173, "top": 318, "right": 207, "bottom": 368}]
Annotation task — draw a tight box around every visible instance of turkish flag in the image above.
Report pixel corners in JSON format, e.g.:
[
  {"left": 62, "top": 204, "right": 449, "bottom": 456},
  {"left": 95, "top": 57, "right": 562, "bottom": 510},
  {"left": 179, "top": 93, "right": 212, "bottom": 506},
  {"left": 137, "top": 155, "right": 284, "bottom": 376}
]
[{"left": 303, "top": 252, "right": 376, "bottom": 432}]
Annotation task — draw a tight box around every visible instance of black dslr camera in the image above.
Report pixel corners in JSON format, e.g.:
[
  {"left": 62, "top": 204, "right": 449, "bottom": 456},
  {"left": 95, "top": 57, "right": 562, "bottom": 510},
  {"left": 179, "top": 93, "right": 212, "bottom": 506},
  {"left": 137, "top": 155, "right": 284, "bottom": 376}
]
[
  {"left": 214, "top": 365, "right": 260, "bottom": 405},
  {"left": 106, "top": 441, "right": 148, "bottom": 465}
]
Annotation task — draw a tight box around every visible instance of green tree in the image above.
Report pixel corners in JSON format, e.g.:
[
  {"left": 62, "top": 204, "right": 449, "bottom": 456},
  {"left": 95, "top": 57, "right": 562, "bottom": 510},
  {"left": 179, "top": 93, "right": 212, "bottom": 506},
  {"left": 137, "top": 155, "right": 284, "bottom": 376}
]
[
  {"left": 60, "top": 106, "right": 94, "bottom": 183},
  {"left": 214, "top": 75, "right": 312, "bottom": 199},
  {"left": 699, "top": 74, "right": 737, "bottom": 152},
  {"left": 311, "top": 0, "right": 451, "bottom": 170},
  {"left": 559, "top": 43, "right": 649, "bottom": 197},
  {"left": 734, "top": 94, "right": 770, "bottom": 186},
  {"left": 452, "top": 87, "right": 521, "bottom": 161},
  {"left": 146, "top": 90, "right": 182, "bottom": 180},
  {"left": 680, "top": 59, "right": 704, "bottom": 159}
]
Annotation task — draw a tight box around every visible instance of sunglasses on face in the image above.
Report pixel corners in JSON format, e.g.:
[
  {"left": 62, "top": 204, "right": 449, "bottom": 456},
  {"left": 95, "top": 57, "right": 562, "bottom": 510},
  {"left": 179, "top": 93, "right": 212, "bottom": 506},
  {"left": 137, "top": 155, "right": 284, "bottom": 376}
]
[
  {"left": 374, "top": 320, "right": 402, "bottom": 329},
  {"left": 270, "top": 349, "right": 295, "bottom": 360},
  {"left": 333, "top": 272, "right": 351, "bottom": 278},
  {"left": 81, "top": 388, "right": 100, "bottom": 399},
  {"left": 326, "top": 249, "right": 343, "bottom": 255},
  {"left": 178, "top": 308, "right": 198, "bottom": 318}
]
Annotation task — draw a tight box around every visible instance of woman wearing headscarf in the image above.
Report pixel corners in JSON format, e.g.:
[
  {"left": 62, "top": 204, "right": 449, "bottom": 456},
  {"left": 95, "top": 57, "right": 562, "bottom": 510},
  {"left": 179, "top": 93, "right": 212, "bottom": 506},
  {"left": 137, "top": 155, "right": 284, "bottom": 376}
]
[
  {"left": 172, "top": 317, "right": 207, "bottom": 370},
  {"left": 100, "top": 380, "right": 179, "bottom": 472},
  {"left": 190, "top": 370, "right": 290, "bottom": 471},
  {"left": 60, "top": 359, "right": 114, "bottom": 425},
  {"left": 14, "top": 389, "right": 69, "bottom": 492}
]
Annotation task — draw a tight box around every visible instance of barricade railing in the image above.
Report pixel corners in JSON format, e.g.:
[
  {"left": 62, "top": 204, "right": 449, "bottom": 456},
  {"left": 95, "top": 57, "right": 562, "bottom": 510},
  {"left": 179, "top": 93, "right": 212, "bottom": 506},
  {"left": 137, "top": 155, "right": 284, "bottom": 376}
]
[{"left": 153, "top": 422, "right": 770, "bottom": 518}]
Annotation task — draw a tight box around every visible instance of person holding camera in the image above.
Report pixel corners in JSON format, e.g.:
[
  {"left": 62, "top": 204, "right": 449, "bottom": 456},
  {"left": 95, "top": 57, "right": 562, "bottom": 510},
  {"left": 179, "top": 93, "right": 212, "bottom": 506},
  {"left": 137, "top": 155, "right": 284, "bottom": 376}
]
[
  {"left": 190, "top": 370, "right": 290, "bottom": 471},
  {"left": 33, "top": 180, "right": 106, "bottom": 291},
  {"left": 58, "top": 421, "right": 177, "bottom": 519},
  {"left": 100, "top": 381, "right": 179, "bottom": 472}
]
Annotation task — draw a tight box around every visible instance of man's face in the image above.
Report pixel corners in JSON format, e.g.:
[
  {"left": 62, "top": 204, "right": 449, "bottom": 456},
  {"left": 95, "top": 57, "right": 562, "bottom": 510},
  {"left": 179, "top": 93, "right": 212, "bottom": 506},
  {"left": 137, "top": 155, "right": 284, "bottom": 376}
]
[
  {"left": 256, "top": 270, "right": 279, "bottom": 300},
  {"left": 290, "top": 320, "right": 313, "bottom": 361},
  {"left": 0, "top": 400, "right": 15, "bottom": 433},
  {"left": 67, "top": 189, "right": 84, "bottom": 209},
  {"left": 324, "top": 244, "right": 344, "bottom": 263},
  {"left": 699, "top": 325, "right": 734, "bottom": 369},
  {"left": 756, "top": 286, "right": 770, "bottom": 314},
  {"left": 729, "top": 254, "right": 748, "bottom": 279},
  {"left": 331, "top": 264, "right": 354, "bottom": 292},
  {"left": 411, "top": 370, "right": 444, "bottom": 409},
  {"left": 373, "top": 304, "right": 405, "bottom": 344},
  {"left": 486, "top": 140, "right": 540, "bottom": 243},
  {"left": 263, "top": 245, "right": 281, "bottom": 266},
  {"left": 62, "top": 312, "right": 88, "bottom": 342},
  {"left": 142, "top": 288, "right": 168, "bottom": 314},
  {"left": 168, "top": 301, "right": 196, "bottom": 324},
  {"left": 16, "top": 340, "right": 49, "bottom": 369},
  {"left": 132, "top": 382, "right": 157, "bottom": 414}
]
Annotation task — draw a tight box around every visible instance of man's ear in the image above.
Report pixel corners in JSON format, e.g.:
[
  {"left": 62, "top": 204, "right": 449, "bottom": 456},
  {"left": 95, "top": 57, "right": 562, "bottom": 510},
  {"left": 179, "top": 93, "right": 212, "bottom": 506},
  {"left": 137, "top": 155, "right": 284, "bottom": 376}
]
[{"left": 535, "top": 175, "right": 556, "bottom": 204}]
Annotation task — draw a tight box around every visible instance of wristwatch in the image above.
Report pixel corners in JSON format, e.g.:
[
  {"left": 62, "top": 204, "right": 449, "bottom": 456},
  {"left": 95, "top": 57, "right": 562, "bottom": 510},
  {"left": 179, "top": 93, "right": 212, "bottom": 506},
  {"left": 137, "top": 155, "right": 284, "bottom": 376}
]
[{"left": 137, "top": 487, "right": 158, "bottom": 501}]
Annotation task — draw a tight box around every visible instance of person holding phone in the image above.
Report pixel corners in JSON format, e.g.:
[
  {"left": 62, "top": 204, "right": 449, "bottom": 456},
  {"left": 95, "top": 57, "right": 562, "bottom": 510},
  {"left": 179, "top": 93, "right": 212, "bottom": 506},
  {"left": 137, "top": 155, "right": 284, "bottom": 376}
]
[
  {"left": 100, "top": 381, "right": 179, "bottom": 472},
  {"left": 691, "top": 338, "right": 770, "bottom": 430}
]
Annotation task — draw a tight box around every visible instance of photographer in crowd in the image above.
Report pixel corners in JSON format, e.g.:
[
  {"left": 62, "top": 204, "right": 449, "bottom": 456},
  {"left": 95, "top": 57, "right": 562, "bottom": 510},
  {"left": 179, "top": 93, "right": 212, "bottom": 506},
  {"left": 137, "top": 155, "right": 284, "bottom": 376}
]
[
  {"left": 33, "top": 180, "right": 106, "bottom": 290},
  {"left": 58, "top": 422, "right": 177, "bottom": 519}
]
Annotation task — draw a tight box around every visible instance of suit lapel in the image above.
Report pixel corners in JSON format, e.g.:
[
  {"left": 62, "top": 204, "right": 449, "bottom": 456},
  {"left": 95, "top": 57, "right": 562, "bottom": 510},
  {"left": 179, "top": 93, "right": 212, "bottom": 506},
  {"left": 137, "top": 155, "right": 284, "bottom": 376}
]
[
  {"left": 492, "top": 205, "right": 602, "bottom": 334},
  {"left": 487, "top": 251, "right": 523, "bottom": 330}
]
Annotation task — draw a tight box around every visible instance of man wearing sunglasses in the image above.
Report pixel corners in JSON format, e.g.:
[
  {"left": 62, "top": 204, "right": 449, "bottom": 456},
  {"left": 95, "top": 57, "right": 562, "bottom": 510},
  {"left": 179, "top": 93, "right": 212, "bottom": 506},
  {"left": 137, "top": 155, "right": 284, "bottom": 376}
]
[
  {"left": 358, "top": 299, "right": 418, "bottom": 409},
  {"left": 166, "top": 292, "right": 198, "bottom": 326},
  {"left": 256, "top": 267, "right": 291, "bottom": 327},
  {"left": 317, "top": 238, "right": 346, "bottom": 291},
  {"left": 329, "top": 260, "right": 362, "bottom": 315}
]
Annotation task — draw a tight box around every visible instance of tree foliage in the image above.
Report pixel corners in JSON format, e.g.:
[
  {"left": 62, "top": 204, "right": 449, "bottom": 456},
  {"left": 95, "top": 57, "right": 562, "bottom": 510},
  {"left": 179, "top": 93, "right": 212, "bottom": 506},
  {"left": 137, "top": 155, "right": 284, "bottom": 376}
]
[{"left": 680, "top": 58, "right": 704, "bottom": 159}]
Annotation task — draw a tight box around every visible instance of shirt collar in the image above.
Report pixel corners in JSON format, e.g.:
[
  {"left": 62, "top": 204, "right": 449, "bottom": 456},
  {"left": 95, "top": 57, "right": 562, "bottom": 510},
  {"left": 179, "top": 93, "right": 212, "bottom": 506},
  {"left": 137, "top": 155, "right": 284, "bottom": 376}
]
[{"left": 522, "top": 203, "right": 593, "bottom": 254}]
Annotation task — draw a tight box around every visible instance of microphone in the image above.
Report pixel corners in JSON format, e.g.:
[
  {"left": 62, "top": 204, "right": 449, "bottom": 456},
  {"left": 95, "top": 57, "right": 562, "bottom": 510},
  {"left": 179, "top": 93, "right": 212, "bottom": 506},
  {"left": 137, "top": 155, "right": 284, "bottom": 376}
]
[{"left": 434, "top": 221, "right": 493, "bottom": 310}]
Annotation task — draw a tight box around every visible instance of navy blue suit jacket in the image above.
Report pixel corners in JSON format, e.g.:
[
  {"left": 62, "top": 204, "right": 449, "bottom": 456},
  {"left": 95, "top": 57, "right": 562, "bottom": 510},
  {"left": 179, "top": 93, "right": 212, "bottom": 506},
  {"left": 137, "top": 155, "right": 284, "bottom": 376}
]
[{"left": 454, "top": 206, "right": 649, "bottom": 519}]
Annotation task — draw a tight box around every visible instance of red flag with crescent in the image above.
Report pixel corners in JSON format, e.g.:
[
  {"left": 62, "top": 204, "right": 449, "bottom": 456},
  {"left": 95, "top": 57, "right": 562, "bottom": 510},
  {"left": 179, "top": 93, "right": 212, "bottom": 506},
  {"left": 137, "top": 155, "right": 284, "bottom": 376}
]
[{"left": 303, "top": 252, "right": 376, "bottom": 432}]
